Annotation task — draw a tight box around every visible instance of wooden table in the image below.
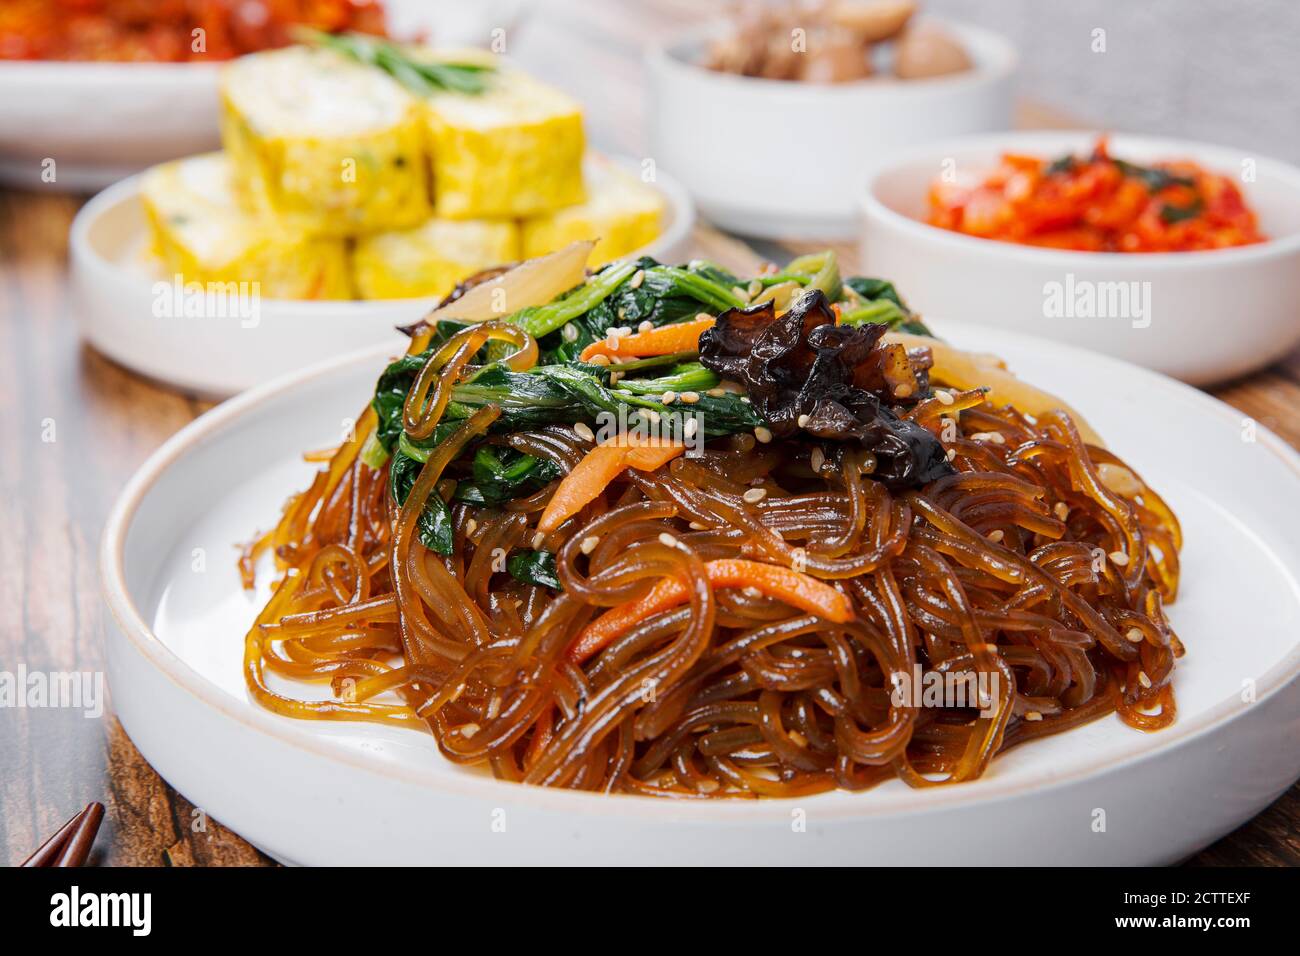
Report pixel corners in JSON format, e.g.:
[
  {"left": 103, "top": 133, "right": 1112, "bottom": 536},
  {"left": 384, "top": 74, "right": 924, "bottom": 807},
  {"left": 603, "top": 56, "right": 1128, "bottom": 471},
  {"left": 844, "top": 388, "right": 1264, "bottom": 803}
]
[{"left": 2, "top": 0, "right": 1297, "bottom": 867}]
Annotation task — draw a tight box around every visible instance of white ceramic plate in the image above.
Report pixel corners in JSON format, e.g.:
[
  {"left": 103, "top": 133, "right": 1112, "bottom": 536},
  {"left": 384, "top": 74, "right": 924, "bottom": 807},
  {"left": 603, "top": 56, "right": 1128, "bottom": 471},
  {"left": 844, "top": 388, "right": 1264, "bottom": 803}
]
[
  {"left": 860, "top": 131, "right": 1300, "bottom": 385},
  {"left": 646, "top": 18, "right": 1016, "bottom": 239},
  {"left": 69, "top": 155, "right": 694, "bottom": 398},
  {"left": 0, "top": 0, "right": 533, "bottom": 191},
  {"left": 100, "top": 321, "right": 1300, "bottom": 865}
]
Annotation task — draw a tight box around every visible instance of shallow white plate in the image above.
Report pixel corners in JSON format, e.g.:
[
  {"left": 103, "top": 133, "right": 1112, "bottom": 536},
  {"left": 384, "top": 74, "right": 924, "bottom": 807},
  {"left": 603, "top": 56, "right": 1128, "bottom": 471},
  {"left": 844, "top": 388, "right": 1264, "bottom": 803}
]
[
  {"left": 861, "top": 131, "right": 1300, "bottom": 385},
  {"left": 646, "top": 18, "right": 1016, "bottom": 239},
  {"left": 0, "top": 0, "right": 532, "bottom": 191},
  {"left": 101, "top": 323, "right": 1300, "bottom": 865},
  {"left": 69, "top": 156, "right": 694, "bottom": 398}
]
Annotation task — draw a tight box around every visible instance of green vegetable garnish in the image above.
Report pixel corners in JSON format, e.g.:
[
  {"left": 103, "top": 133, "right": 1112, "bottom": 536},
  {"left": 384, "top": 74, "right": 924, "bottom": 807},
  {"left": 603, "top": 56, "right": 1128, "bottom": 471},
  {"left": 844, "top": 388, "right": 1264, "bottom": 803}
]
[{"left": 298, "top": 29, "right": 494, "bottom": 96}]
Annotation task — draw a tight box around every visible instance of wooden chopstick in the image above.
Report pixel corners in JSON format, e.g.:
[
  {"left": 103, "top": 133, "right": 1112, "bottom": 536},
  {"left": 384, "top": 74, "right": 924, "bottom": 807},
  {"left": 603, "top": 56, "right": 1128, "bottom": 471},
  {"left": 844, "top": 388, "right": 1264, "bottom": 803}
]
[{"left": 21, "top": 802, "right": 104, "bottom": 867}]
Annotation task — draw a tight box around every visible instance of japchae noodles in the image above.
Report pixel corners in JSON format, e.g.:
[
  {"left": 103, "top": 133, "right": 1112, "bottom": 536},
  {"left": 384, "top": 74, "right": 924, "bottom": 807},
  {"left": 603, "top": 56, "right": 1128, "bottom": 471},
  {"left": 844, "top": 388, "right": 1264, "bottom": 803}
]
[{"left": 241, "top": 244, "right": 1182, "bottom": 797}]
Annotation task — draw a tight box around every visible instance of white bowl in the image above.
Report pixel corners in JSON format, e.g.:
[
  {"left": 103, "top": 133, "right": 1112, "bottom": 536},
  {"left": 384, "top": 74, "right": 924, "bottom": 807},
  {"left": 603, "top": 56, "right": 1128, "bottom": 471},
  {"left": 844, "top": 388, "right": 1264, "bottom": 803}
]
[
  {"left": 646, "top": 18, "right": 1016, "bottom": 239},
  {"left": 0, "top": 60, "right": 221, "bottom": 191},
  {"left": 0, "top": 0, "right": 532, "bottom": 192},
  {"left": 100, "top": 326, "right": 1300, "bottom": 865},
  {"left": 860, "top": 130, "right": 1300, "bottom": 385},
  {"left": 68, "top": 156, "right": 695, "bottom": 398}
]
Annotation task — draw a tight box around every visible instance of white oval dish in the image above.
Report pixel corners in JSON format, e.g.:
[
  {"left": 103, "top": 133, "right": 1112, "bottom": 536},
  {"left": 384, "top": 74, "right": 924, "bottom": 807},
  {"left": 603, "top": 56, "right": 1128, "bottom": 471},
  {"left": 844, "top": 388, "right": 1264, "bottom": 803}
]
[
  {"left": 0, "top": 0, "right": 533, "bottom": 191},
  {"left": 646, "top": 18, "right": 1016, "bottom": 239},
  {"left": 69, "top": 156, "right": 694, "bottom": 398},
  {"left": 860, "top": 130, "right": 1300, "bottom": 386},
  {"left": 100, "top": 323, "right": 1300, "bottom": 866}
]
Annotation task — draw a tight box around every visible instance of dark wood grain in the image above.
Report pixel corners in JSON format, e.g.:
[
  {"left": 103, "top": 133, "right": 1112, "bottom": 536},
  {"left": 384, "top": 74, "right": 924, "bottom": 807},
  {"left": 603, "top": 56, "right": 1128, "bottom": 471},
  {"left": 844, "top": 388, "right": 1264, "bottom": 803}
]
[{"left": 1, "top": 0, "right": 1296, "bottom": 867}]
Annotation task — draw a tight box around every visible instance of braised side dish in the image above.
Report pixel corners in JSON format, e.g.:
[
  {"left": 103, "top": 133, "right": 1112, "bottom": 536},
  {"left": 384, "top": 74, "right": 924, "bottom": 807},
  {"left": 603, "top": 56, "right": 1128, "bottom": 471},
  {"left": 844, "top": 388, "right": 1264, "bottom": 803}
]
[
  {"left": 0, "top": 0, "right": 387, "bottom": 61},
  {"left": 704, "top": 0, "right": 970, "bottom": 83},
  {"left": 241, "top": 245, "right": 1183, "bottom": 797},
  {"left": 928, "top": 138, "right": 1265, "bottom": 252}
]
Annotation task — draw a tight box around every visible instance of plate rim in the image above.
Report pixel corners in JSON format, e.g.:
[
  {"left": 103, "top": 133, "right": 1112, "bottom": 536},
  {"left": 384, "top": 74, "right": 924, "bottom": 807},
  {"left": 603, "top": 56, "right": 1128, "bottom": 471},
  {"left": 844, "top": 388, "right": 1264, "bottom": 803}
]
[{"left": 100, "top": 324, "right": 1300, "bottom": 823}]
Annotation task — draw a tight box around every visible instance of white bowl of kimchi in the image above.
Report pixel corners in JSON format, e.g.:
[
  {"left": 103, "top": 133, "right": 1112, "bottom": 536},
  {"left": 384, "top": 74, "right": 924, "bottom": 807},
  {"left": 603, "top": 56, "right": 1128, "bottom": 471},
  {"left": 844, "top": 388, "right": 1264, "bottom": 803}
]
[{"left": 860, "top": 131, "right": 1300, "bottom": 385}]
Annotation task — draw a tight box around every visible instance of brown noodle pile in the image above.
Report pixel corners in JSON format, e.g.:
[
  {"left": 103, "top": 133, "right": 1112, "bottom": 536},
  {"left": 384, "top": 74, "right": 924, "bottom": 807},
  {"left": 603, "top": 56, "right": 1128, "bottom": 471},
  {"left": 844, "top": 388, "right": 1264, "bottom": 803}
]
[{"left": 240, "top": 322, "right": 1183, "bottom": 797}]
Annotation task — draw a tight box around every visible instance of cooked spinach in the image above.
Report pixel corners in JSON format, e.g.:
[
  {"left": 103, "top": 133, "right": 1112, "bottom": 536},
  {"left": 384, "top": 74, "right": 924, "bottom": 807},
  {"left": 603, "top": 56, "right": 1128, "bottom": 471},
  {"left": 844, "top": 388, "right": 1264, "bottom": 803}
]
[
  {"left": 389, "top": 451, "right": 455, "bottom": 554},
  {"left": 370, "top": 254, "right": 943, "bottom": 552},
  {"left": 454, "top": 447, "right": 561, "bottom": 507},
  {"left": 507, "top": 550, "right": 563, "bottom": 590}
]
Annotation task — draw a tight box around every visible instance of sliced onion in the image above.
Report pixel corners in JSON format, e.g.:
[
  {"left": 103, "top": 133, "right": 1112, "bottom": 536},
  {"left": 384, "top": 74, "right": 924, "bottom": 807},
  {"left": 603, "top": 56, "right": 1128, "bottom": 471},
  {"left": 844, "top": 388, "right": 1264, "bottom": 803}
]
[
  {"left": 428, "top": 240, "right": 594, "bottom": 324},
  {"left": 885, "top": 331, "right": 1105, "bottom": 446}
]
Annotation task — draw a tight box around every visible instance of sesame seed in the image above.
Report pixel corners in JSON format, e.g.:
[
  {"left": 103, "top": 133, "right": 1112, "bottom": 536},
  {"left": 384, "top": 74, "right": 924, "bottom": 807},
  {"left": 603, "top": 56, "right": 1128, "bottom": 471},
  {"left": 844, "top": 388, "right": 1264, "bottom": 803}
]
[
  {"left": 695, "top": 312, "right": 713, "bottom": 322},
  {"left": 743, "top": 487, "right": 767, "bottom": 504},
  {"left": 459, "top": 723, "right": 480, "bottom": 738},
  {"left": 629, "top": 269, "right": 645, "bottom": 289},
  {"left": 680, "top": 391, "right": 700, "bottom": 404},
  {"left": 753, "top": 426, "right": 772, "bottom": 444},
  {"left": 742, "top": 586, "right": 763, "bottom": 598},
  {"left": 797, "top": 413, "right": 810, "bottom": 428},
  {"left": 987, "top": 530, "right": 1004, "bottom": 543},
  {"left": 465, "top": 518, "right": 478, "bottom": 537},
  {"left": 706, "top": 388, "right": 725, "bottom": 398},
  {"left": 1024, "top": 711, "right": 1043, "bottom": 722},
  {"left": 970, "top": 431, "right": 1005, "bottom": 444},
  {"left": 740, "top": 396, "right": 751, "bottom": 404},
  {"left": 574, "top": 422, "right": 595, "bottom": 442},
  {"left": 561, "top": 322, "right": 579, "bottom": 342},
  {"left": 689, "top": 521, "right": 706, "bottom": 531},
  {"left": 946, "top": 448, "right": 957, "bottom": 461},
  {"left": 588, "top": 353, "right": 611, "bottom": 366},
  {"left": 608, "top": 371, "right": 623, "bottom": 384},
  {"left": 684, "top": 418, "right": 699, "bottom": 439},
  {"left": 810, "top": 447, "right": 825, "bottom": 472},
  {"left": 1138, "top": 671, "right": 1152, "bottom": 688},
  {"left": 638, "top": 320, "right": 654, "bottom": 333},
  {"left": 894, "top": 383, "right": 914, "bottom": 399},
  {"left": 605, "top": 336, "right": 620, "bottom": 351},
  {"left": 662, "top": 390, "right": 677, "bottom": 404},
  {"left": 613, "top": 326, "right": 633, "bottom": 337},
  {"left": 531, "top": 531, "right": 545, "bottom": 550},
  {"left": 1054, "top": 502, "right": 1069, "bottom": 521},
  {"left": 1126, "top": 627, "right": 1144, "bottom": 644},
  {"left": 581, "top": 535, "right": 600, "bottom": 555},
  {"left": 658, "top": 532, "right": 679, "bottom": 548},
  {"left": 935, "top": 389, "right": 954, "bottom": 406},
  {"left": 1109, "top": 550, "right": 1130, "bottom": 567}
]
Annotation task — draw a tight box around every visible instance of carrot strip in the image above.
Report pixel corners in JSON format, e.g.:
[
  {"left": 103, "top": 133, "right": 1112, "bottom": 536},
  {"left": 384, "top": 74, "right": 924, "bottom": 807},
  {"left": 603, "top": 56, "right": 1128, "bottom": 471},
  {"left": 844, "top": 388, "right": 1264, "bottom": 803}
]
[
  {"left": 537, "top": 438, "right": 685, "bottom": 534},
  {"left": 579, "top": 315, "right": 716, "bottom": 362},
  {"left": 568, "top": 559, "right": 854, "bottom": 663}
]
